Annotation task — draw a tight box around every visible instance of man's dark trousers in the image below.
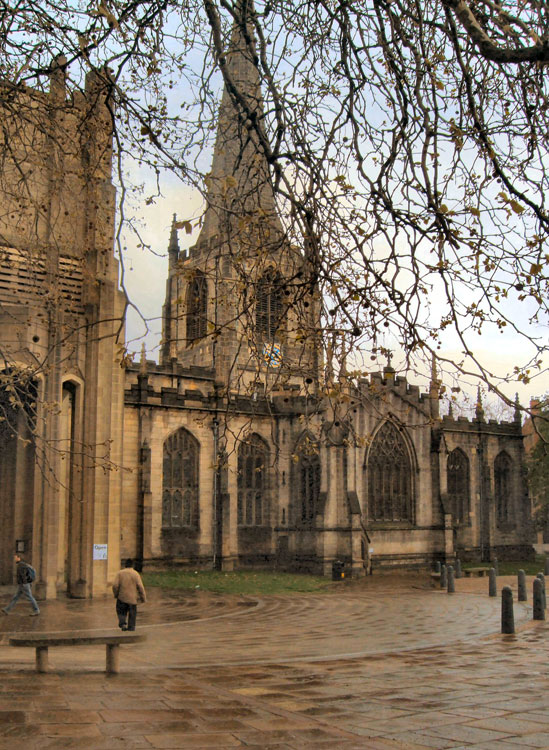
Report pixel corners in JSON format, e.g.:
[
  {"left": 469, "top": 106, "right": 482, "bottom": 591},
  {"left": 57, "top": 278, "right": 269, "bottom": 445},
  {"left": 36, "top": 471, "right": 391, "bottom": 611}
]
[{"left": 116, "top": 599, "right": 137, "bottom": 630}]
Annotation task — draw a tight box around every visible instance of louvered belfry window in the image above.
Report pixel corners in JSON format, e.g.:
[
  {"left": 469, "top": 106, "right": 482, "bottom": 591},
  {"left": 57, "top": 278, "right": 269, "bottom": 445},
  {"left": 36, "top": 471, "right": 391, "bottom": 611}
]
[
  {"left": 447, "top": 448, "right": 470, "bottom": 524},
  {"left": 186, "top": 272, "right": 207, "bottom": 343},
  {"left": 495, "top": 451, "right": 513, "bottom": 525},
  {"left": 162, "top": 428, "right": 199, "bottom": 529},
  {"left": 295, "top": 434, "right": 320, "bottom": 526},
  {"left": 256, "top": 270, "right": 283, "bottom": 340},
  {"left": 367, "top": 421, "right": 413, "bottom": 522},
  {"left": 237, "top": 434, "right": 268, "bottom": 526}
]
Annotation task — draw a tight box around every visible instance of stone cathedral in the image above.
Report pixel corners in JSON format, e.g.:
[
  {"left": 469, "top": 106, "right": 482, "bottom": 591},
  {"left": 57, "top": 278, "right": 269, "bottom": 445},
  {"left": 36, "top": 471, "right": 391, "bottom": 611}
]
[{"left": 0, "top": 20, "right": 533, "bottom": 599}]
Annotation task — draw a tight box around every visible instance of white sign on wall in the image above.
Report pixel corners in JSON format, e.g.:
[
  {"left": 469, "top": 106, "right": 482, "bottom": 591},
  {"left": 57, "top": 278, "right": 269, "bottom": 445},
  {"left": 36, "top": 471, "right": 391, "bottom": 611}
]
[{"left": 93, "top": 544, "right": 108, "bottom": 561}]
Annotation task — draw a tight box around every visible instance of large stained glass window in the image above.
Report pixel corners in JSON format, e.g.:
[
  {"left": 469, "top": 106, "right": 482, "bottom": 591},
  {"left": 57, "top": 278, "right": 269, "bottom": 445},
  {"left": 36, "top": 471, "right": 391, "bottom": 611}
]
[
  {"left": 162, "top": 428, "right": 199, "bottom": 529},
  {"left": 367, "top": 421, "right": 413, "bottom": 522},
  {"left": 293, "top": 433, "right": 320, "bottom": 527},
  {"left": 186, "top": 271, "right": 207, "bottom": 343},
  {"left": 238, "top": 434, "right": 269, "bottom": 526},
  {"left": 495, "top": 451, "right": 513, "bottom": 526},
  {"left": 447, "top": 448, "right": 470, "bottom": 524}
]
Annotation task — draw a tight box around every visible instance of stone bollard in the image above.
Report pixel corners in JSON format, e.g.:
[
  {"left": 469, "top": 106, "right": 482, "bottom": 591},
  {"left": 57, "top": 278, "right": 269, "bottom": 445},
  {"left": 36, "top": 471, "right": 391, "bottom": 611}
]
[
  {"left": 545, "top": 557, "right": 549, "bottom": 577},
  {"left": 533, "top": 578, "right": 546, "bottom": 620},
  {"left": 536, "top": 573, "right": 546, "bottom": 610},
  {"left": 455, "top": 558, "right": 462, "bottom": 579},
  {"left": 489, "top": 567, "right": 497, "bottom": 597},
  {"left": 434, "top": 560, "right": 441, "bottom": 574},
  {"left": 447, "top": 565, "right": 455, "bottom": 593},
  {"left": 440, "top": 564, "right": 447, "bottom": 589},
  {"left": 501, "top": 586, "right": 515, "bottom": 634},
  {"left": 517, "top": 570, "right": 527, "bottom": 602}
]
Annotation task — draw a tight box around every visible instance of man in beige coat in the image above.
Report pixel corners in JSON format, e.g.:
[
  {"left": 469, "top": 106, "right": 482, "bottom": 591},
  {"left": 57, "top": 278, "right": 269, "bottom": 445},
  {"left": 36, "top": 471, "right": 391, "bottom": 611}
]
[{"left": 112, "top": 559, "right": 146, "bottom": 631}]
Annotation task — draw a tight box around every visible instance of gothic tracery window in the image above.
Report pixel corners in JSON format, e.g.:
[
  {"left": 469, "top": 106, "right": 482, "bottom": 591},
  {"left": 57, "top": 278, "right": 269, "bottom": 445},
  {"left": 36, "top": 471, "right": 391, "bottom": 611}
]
[
  {"left": 367, "top": 421, "right": 413, "bottom": 523},
  {"left": 162, "top": 428, "right": 199, "bottom": 529},
  {"left": 447, "top": 448, "right": 470, "bottom": 524},
  {"left": 186, "top": 271, "right": 207, "bottom": 343},
  {"left": 256, "top": 270, "right": 283, "bottom": 340},
  {"left": 293, "top": 433, "right": 320, "bottom": 527},
  {"left": 495, "top": 451, "right": 513, "bottom": 526},
  {"left": 237, "top": 434, "right": 268, "bottom": 526}
]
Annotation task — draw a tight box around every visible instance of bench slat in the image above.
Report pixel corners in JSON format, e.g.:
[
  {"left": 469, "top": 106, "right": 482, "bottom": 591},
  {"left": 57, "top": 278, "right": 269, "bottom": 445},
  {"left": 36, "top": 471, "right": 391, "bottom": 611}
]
[{"left": 9, "top": 631, "right": 146, "bottom": 648}]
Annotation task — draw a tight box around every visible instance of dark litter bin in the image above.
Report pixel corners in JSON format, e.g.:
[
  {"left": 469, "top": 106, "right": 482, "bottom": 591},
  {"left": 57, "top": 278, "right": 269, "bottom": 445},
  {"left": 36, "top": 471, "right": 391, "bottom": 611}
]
[{"left": 332, "top": 560, "right": 345, "bottom": 580}]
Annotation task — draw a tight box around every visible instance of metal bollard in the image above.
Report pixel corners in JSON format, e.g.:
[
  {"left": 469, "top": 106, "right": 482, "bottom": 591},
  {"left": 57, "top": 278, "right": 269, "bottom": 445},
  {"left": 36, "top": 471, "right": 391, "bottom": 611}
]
[
  {"left": 440, "top": 564, "right": 447, "bottom": 589},
  {"left": 489, "top": 567, "right": 497, "bottom": 597},
  {"left": 434, "top": 560, "right": 441, "bottom": 574},
  {"left": 517, "top": 570, "right": 527, "bottom": 602},
  {"left": 545, "top": 557, "right": 549, "bottom": 577},
  {"left": 455, "top": 558, "right": 462, "bottom": 579},
  {"left": 492, "top": 557, "right": 499, "bottom": 575},
  {"left": 501, "top": 586, "right": 515, "bottom": 634},
  {"left": 447, "top": 565, "right": 455, "bottom": 593},
  {"left": 533, "top": 578, "right": 546, "bottom": 620},
  {"left": 536, "top": 573, "right": 546, "bottom": 610}
]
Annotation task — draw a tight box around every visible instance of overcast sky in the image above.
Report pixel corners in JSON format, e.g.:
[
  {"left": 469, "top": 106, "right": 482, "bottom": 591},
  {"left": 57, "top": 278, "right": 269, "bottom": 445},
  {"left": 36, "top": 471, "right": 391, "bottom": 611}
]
[{"left": 120, "top": 169, "right": 549, "bottom": 414}]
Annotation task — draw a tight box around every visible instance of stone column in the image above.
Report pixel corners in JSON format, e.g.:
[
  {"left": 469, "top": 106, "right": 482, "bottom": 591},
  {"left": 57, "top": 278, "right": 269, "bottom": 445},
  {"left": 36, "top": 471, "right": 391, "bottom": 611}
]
[
  {"left": 321, "top": 420, "right": 348, "bottom": 576},
  {"left": 222, "top": 434, "right": 238, "bottom": 571},
  {"left": 444, "top": 513, "right": 454, "bottom": 561}
]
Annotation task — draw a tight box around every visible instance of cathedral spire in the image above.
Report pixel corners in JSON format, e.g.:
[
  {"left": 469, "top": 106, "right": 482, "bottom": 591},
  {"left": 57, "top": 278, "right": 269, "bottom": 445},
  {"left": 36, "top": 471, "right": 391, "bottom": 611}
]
[{"left": 201, "top": 0, "right": 279, "bottom": 242}]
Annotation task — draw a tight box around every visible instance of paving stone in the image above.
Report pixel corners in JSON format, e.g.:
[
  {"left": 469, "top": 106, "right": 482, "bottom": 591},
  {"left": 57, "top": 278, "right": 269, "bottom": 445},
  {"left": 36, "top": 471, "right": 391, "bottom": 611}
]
[
  {"left": 29, "top": 710, "right": 100, "bottom": 724},
  {"left": 37, "top": 723, "right": 102, "bottom": 738},
  {"left": 509, "top": 734, "right": 549, "bottom": 748},
  {"left": 524, "top": 713, "right": 549, "bottom": 725},
  {"left": 418, "top": 722, "right": 515, "bottom": 744},
  {"left": 144, "top": 732, "right": 242, "bottom": 748},
  {"left": 381, "top": 731, "right": 456, "bottom": 749},
  {"left": 0, "top": 711, "right": 25, "bottom": 723},
  {"left": 468, "top": 716, "right": 549, "bottom": 735}
]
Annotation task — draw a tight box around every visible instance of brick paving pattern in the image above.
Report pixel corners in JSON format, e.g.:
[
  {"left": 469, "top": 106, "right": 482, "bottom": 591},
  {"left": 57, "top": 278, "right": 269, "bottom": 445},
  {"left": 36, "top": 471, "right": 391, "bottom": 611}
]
[{"left": 1, "top": 573, "right": 548, "bottom": 749}]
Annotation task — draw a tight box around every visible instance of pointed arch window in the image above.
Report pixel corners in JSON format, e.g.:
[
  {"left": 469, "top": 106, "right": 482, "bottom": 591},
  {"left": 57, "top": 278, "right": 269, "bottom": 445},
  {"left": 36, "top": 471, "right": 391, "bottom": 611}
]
[
  {"left": 495, "top": 451, "right": 513, "bottom": 526},
  {"left": 256, "top": 270, "right": 283, "bottom": 340},
  {"left": 186, "top": 271, "right": 207, "bottom": 344},
  {"left": 162, "top": 428, "right": 199, "bottom": 529},
  {"left": 237, "top": 434, "right": 269, "bottom": 526},
  {"left": 293, "top": 433, "right": 321, "bottom": 527},
  {"left": 367, "top": 421, "right": 413, "bottom": 523},
  {"left": 447, "top": 448, "right": 470, "bottom": 524}
]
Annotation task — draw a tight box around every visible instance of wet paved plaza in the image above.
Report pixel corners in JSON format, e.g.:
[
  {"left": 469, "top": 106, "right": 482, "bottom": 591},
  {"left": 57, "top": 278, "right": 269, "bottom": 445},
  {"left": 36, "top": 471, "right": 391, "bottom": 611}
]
[{"left": 0, "top": 573, "right": 548, "bottom": 749}]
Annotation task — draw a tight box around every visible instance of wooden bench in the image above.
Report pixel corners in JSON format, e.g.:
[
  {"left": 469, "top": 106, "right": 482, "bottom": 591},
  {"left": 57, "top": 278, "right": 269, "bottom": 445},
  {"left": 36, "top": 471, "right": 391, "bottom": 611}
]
[
  {"left": 9, "top": 630, "right": 146, "bottom": 674},
  {"left": 463, "top": 567, "right": 490, "bottom": 578},
  {"left": 430, "top": 572, "right": 441, "bottom": 586}
]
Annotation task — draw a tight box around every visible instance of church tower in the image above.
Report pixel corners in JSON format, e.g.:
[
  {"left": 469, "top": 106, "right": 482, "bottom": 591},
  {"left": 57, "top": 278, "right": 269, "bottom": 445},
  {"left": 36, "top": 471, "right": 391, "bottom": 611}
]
[
  {"left": 161, "top": 4, "right": 320, "bottom": 396},
  {"left": 0, "top": 62, "right": 125, "bottom": 597}
]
